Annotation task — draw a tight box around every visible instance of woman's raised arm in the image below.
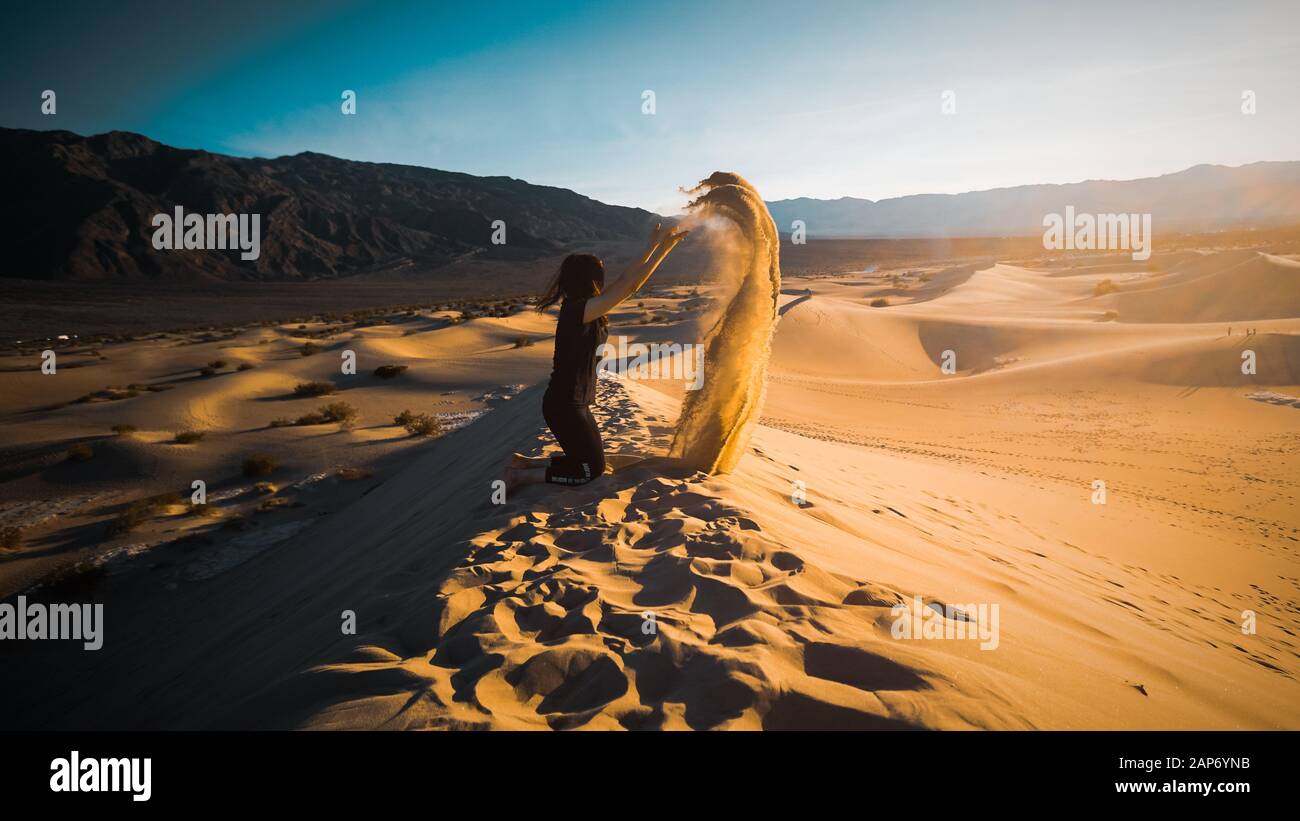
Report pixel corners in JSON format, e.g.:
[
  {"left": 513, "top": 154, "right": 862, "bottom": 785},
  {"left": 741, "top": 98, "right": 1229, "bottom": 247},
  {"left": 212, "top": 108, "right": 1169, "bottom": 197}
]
[{"left": 583, "top": 223, "right": 689, "bottom": 324}]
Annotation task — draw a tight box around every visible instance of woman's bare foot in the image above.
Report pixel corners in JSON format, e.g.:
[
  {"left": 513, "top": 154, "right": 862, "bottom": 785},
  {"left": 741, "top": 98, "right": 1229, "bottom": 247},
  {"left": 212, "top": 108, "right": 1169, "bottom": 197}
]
[
  {"left": 504, "top": 465, "right": 523, "bottom": 491},
  {"left": 504, "top": 464, "right": 547, "bottom": 492}
]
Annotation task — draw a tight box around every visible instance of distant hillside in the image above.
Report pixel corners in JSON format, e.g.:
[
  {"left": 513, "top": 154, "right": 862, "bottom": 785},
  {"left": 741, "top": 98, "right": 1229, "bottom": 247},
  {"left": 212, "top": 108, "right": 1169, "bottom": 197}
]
[
  {"left": 0, "top": 128, "right": 658, "bottom": 281},
  {"left": 766, "top": 162, "right": 1300, "bottom": 238}
]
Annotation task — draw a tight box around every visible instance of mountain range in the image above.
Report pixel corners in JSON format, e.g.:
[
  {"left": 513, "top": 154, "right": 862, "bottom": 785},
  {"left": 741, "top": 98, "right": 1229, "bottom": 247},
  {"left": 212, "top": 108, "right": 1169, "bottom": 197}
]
[
  {"left": 765, "top": 161, "right": 1300, "bottom": 238},
  {"left": 4, "top": 127, "right": 1298, "bottom": 282},
  {"left": 1, "top": 128, "right": 656, "bottom": 281}
]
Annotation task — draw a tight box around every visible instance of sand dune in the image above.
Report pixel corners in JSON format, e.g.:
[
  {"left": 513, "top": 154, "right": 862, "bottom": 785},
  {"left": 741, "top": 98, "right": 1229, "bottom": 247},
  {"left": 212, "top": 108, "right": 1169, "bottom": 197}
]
[
  {"left": 0, "top": 241, "right": 1296, "bottom": 730},
  {"left": 1114, "top": 252, "right": 1300, "bottom": 323}
]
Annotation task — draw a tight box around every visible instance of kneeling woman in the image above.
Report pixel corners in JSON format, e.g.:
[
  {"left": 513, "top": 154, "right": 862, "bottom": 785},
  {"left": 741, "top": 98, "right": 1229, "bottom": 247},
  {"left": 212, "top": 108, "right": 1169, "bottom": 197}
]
[{"left": 506, "top": 224, "right": 688, "bottom": 490}]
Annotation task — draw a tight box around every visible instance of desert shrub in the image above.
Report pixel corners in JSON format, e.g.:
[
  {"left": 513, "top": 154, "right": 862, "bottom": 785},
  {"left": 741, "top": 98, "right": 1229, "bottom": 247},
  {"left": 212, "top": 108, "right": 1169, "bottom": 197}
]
[
  {"left": 296, "top": 402, "right": 358, "bottom": 428},
  {"left": 237, "top": 363, "right": 256, "bottom": 371},
  {"left": 374, "top": 364, "right": 408, "bottom": 379},
  {"left": 1093, "top": 278, "right": 1120, "bottom": 297},
  {"left": 299, "top": 342, "right": 322, "bottom": 357},
  {"left": 200, "top": 367, "right": 217, "bottom": 377},
  {"left": 75, "top": 387, "right": 140, "bottom": 404},
  {"left": 207, "top": 359, "right": 228, "bottom": 369},
  {"left": 869, "top": 297, "right": 889, "bottom": 307},
  {"left": 66, "top": 443, "right": 94, "bottom": 462},
  {"left": 187, "top": 503, "right": 221, "bottom": 518},
  {"left": 269, "top": 417, "right": 295, "bottom": 428},
  {"left": 174, "top": 430, "right": 206, "bottom": 444},
  {"left": 393, "top": 409, "right": 416, "bottom": 427},
  {"left": 0, "top": 526, "right": 22, "bottom": 551},
  {"left": 111, "top": 424, "right": 137, "bottom": 436},
  {"left": 1100, "top": 310, "right": 1120, "bottom": 322},
  {"left": 322, "top": 402, "right": 358, "bottom": 427},
  {"left": 293, "top": 380, "right": 336, "bottom": 397},
  {"left": 106, "top": 492, "right": 181, "bottom": 536},
  {"left": 242, "top": 453, "right": 278, "bottom": 477},
  {"left": 513, "top": 336, "right": 535, "bottom": 348},
  {"left": 336, "top": 467, "right": 373, "bottom": 480},
  {"left": 403, "top": 413, "right": 442, "bottom": 437}
]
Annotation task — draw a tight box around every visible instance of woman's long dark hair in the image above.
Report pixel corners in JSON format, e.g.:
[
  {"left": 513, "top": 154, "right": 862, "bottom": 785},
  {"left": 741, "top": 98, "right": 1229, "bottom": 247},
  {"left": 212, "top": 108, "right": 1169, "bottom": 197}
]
[{"left": 536, "top": 254, "right": 609, "bottom": 329}]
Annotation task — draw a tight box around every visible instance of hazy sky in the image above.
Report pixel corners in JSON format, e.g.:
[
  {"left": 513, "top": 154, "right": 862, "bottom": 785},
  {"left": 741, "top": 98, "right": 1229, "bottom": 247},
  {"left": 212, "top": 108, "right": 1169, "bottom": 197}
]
[{"left": 3, "top": 0, "right": 1298, "bottom": 212}]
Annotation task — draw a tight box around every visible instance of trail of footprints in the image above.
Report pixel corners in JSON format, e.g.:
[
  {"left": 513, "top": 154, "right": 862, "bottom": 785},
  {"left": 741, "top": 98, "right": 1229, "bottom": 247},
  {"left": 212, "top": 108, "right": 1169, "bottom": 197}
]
[{"left": 316, "top": 379, "right": 958, "bottom": 729}]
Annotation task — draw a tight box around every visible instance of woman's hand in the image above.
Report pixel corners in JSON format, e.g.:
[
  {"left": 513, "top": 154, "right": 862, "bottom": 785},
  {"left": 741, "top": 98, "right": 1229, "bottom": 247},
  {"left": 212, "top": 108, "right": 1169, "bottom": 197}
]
[
  {"left": 640, "top": 222, "right": 673, "bottom": 263},
  {"left": 659, "top": 227, "right": 689, "bottom": 254}
]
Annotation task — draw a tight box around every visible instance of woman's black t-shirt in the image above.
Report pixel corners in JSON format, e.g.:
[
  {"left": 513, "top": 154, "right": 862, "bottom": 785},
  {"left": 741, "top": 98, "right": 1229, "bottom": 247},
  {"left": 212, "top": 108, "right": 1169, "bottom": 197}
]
[{"left": 547, "top": 298, "right": 608, "bottom": 405}]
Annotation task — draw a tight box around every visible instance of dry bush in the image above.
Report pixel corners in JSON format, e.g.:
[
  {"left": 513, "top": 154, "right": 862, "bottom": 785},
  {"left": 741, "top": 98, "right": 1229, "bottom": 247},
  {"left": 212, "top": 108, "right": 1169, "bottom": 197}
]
[
  {"left": 0, "top": 526, "right": 22, "bottom": 551},
  {"left": 374, "top": 364, "right": 408, "bottom": 379},
  {"left": 403, "top": 413, "right": 442, "bottom": 437},
  {"left": 187, "top": 503, "right": 221, "bottom": 518},
  {"left": 75, "top": 386, "right": 140, "bottom": 403},
  {"left": 296, "top": 402, "right": 358, "bottom": 429},
  {"left": 242, "top": 453, "right": 278, "bottom": 477},
  {"left": 1093, "top": 278, "right": 1121, "bottom": 297},
  {"left": 106, "top": 492, "right": 182, "bottom": 537},
  {"left": 174, "top": 430, "right": 206, "bottom": 444},
  {"left": 293, "top": 380, "right": 336, "bottom": 397}
]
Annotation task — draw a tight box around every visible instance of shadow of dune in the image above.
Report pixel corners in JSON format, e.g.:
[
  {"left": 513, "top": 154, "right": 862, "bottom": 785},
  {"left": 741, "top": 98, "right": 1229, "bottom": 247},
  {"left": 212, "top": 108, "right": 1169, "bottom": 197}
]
[
  {"left": 0, "top": 382, "right": 553, "bottom": 730},
  {"left": 778, "top": 293, "right": 812, "bottom": 316}
]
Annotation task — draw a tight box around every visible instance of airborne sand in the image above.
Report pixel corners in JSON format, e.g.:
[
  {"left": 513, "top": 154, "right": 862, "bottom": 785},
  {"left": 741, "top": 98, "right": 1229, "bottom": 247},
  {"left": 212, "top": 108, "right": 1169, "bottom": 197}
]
[{"left": 670, "top": 172, "right": 781, "bottom": 474}]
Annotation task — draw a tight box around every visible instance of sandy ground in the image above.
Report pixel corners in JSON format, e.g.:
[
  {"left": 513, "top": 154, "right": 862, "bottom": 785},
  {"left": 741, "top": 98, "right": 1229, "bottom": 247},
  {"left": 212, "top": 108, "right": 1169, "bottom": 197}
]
[{"left": 0, "top": 247, "right": 1296, "bottom": 729}]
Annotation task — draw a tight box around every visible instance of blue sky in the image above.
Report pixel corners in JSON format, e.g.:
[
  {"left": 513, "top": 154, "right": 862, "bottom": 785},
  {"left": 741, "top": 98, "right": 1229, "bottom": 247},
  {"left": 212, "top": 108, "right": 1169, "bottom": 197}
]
[{"left": 3, "top": 0, "right": 1298, "bottom": 212}]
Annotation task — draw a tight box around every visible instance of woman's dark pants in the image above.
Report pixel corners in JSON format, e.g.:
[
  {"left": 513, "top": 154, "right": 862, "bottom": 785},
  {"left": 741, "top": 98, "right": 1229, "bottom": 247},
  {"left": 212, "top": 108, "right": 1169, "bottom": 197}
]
[{"left": 543, "top": 391, "right": 606, "bottom": 486}]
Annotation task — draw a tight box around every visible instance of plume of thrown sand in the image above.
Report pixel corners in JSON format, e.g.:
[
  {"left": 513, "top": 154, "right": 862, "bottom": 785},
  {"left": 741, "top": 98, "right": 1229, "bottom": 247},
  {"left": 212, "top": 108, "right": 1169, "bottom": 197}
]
[{"left": 669, "top": 172, "right": 782, "bottom": 474}]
